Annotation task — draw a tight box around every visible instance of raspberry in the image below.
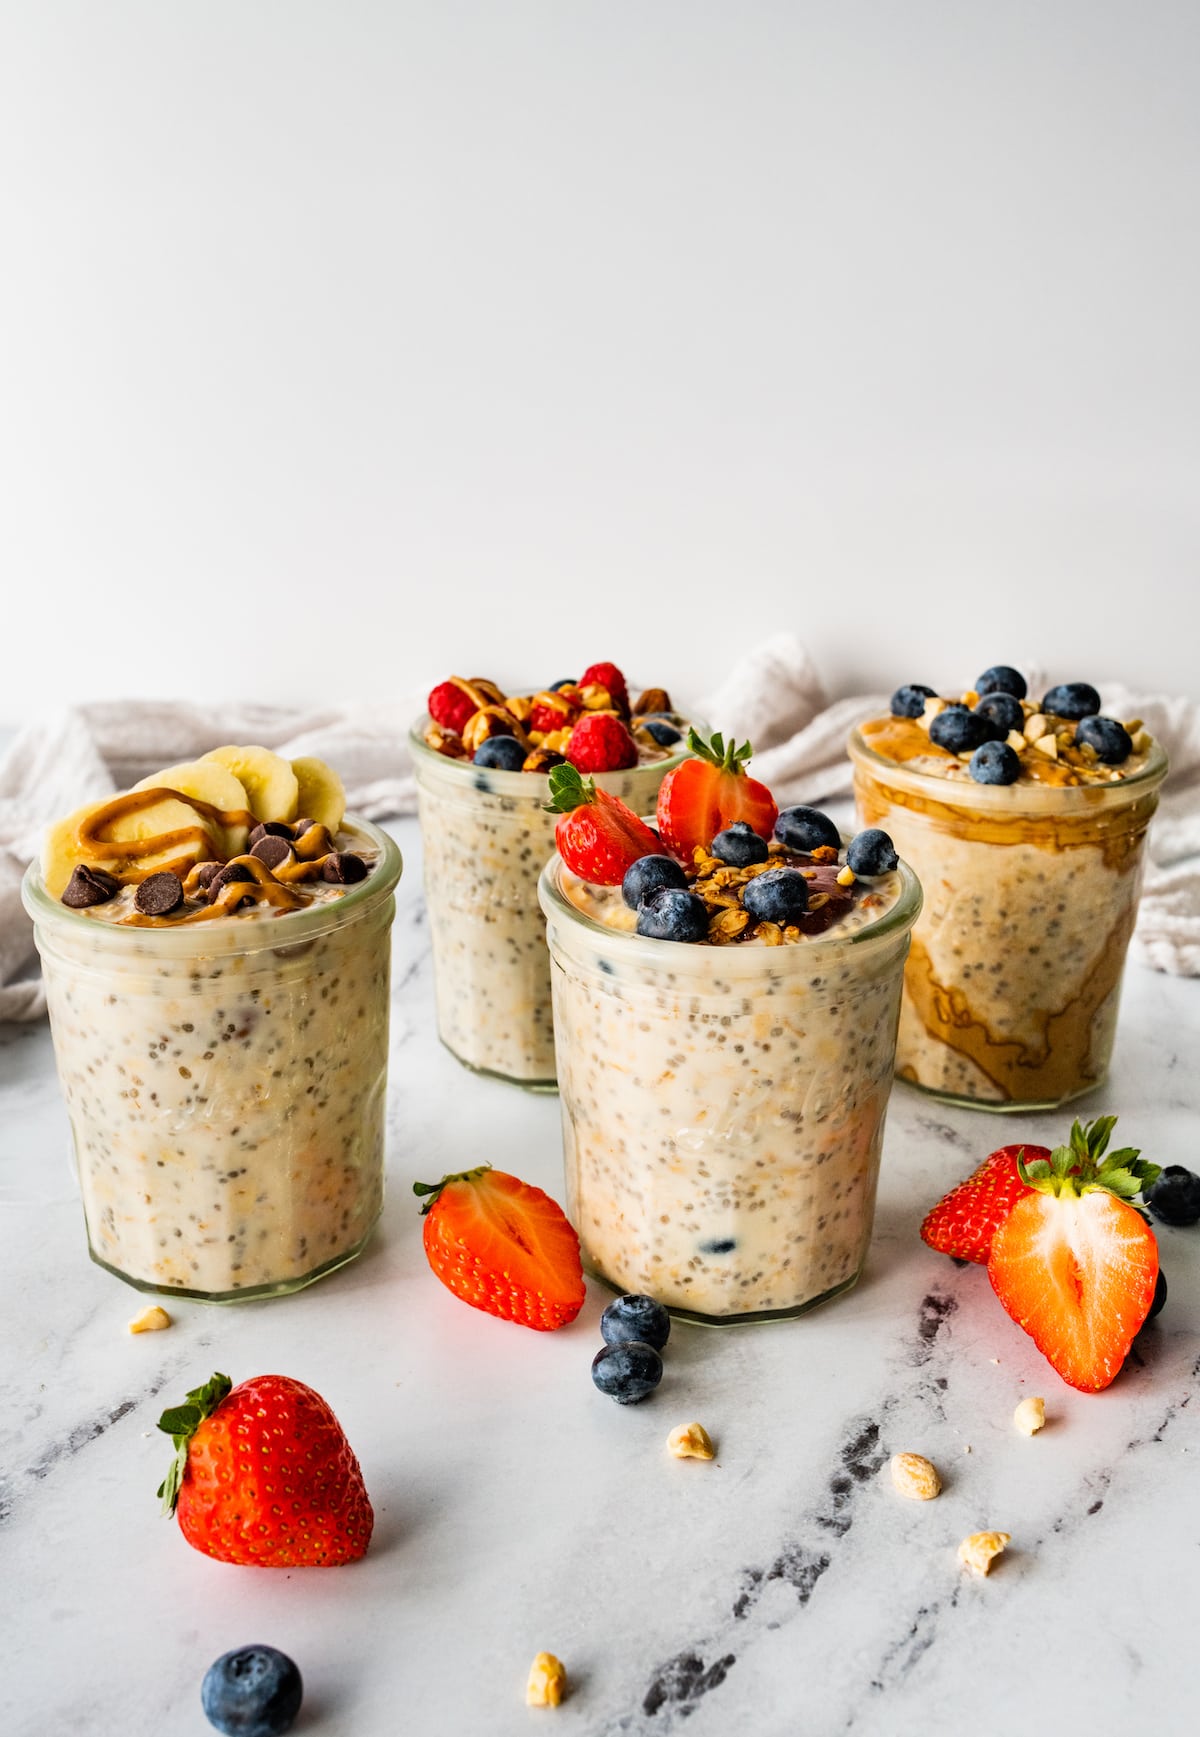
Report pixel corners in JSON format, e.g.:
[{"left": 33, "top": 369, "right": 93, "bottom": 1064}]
[
  {"left": 428, "top": 680, "right": 477, "bottom": 736},
  {"left": 565, "top": 713, "right": 638, "bottom": 774},
  {"left": 579, "top": 662, "right": 629, "bottom": 712}
]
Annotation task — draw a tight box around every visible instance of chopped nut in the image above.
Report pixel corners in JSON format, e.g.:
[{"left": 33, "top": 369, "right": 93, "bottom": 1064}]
[
  {"left": 523, "top": 748, "right": 567, "bottom": 774},
  {"left": 709, "top": 907, "right": 749, "bottom": 940},
  {"left": 542, "top": 727, "right": 573, "bottom": 753},
  {"left": 961, "top": 689, "right": 980, "bottom": 707},
  {"left": 1123, "top": 717, "right": 1143, "bottom": 734},
  {"left": 1006, "top": 730, "right": 1027, "bottom": 752},
  {"left": 1023, "top": 713, "right": 1050, "bottom": 742},
  {"left": 634, "top": 686, "right": 673, "bottom": 715},
  {"left": 128, "top": 1305, "right": 171, "bottom": 1334},
  {"left": 836, "top": 865, "right": 856, "bottom": 886},
  {"left": 958, "top": 1531, "right": 1010, "bottom": 1576},
  {"left": 810, "top": 845, "right": 839, "bottom": 864},
  {"left": 890, "top": 1452, "right": 942, "bottom": 1501},
  {"left": 526, "top": 1653, "right": 567, "bottom": 1708},
  {"left": 1032, "top": 734, "right": 1058, "bottom": 760},
  {"left": 1013, "top": 1396, "right": 1046, "bottom": 1436},
  {"left": 462, "top": 706, "right": 528, "bottom": 754},
  {"left": 423, "top": 721, "right": 468, "bottom": 759},
  {"left": 755, "top": 921, "right": 784, "bottom": 945},
  {"left": 1131, "top": 729, "right": 1151, "bottom": 755},
  {"left": 919, "top": 697, "right": 948, "bottom": 731},
  {"left": 505, "top": 694, "right": 533, "bottom": 723},
  {"left": 667, "top": 1422, "right": 715, "bottom": 1460}
]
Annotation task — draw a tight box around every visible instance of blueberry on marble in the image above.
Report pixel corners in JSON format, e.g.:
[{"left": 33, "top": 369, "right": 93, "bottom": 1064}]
[
  {"left": 473, "top": 735, "right": 526, "bottom": 771},
  {"left": 1042, "top": 682, "right": 1101, "bottom": 720},
  {"left": 929, "top": 706, "right": 989, "bottom": 754},
  {"left": 1147, "top": 1268, "right": 1168, "bottom": 1319},
  {"left": 643, "top": 719, "right": 682, "bottom": 747},
  {"left": 968, "top": 741, "right": 1021, "bottom": 786},
  {"left": 890, "top": 683, "right": 937, "bottom": 718},
  {"left": 1146, "top": 1166, "right": 1200, "bottom": 1227},
  {"left": 591, "top": 1340, "right": 664, "bottom": 1404},
  {"left": 774, "top": 806, "right": 841, "bottom": 853},
  {"left": 711, "top": 821, "right": 769, "bottom": 868},
  {"left": 846, "top": 829, "right": 898, "bottom": 876},
  {"left": 975, "top": 665, "right": 1027, "bottom": 700},
  {"left": 1075, "top": 716, "right": 1133, "bottom": 765},
  {"left": 201, "top": 1646, "right": 302, "bottom": 1737},
  {"left": 974, "top": 692, "right": 1024, "bottom": 736},
  {"left": 636, "top": 887, "right": 709, "bottom": 943},
  {"left": 622, "top": 854, "right": 688, "bottom": 910},
  {"left": 601, "top": 1292, "right": 671, "bottom": 1350},
  {"left": 742, "top": 868, "right": 809, "bottom": 924}
]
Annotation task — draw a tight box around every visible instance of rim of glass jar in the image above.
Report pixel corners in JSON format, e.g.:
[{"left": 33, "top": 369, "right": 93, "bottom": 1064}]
[
  {"left": 847, "top": 726, "right": 1169, "bottom": 814},
  {"left": 21, "top": 813, "right": 403, "bottom": 957},
  {"left": 538, "top": 848, "right": 922, "bottom": 975},
  {"left": 409, "top": 714, "right": 699, "bottom": 797}
]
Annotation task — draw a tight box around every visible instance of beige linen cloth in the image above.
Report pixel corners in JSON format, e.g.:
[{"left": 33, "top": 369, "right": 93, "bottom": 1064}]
[{"left": 1, "top": 635, "right": 1197, "bottom": 1020}]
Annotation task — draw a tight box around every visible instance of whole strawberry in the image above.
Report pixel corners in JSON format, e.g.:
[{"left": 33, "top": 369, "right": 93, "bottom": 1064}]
[
  {"left": 545, "top": 762, "right": 661, "bottom": 884},
  {"left": 579, "top": 660, "right": 630, "bottom": 714},
  {"left": 565, "top": 712, "right": 638, "bottom": 773},
  {"left": 157, "top": 1372, "right": 373, "bottom": 1566},
  {"left": 920, "top": 1143, "right": 1050, "bottom": 1263},
  {"left": 656, "top": 729, "right": 778, "bottom": 860}
]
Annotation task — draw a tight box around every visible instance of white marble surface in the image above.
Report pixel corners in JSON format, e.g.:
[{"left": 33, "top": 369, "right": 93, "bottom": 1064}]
[{"left": 2, "top": 815, "right": 1197, "bottom": 1737}]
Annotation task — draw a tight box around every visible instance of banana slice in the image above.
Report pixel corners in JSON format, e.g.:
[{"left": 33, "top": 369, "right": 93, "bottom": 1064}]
[
  {"left": 40, "top": 795, "right": 221, "bottom": 898},
  {"left": 202, "top": 745, "right": 299, "bottom": 824},
  {"left": 134, "top": 760, "right": 252, "bottom": 856},
  {"left": 291, "top": 756, "right": 346, "bottom": 833}
]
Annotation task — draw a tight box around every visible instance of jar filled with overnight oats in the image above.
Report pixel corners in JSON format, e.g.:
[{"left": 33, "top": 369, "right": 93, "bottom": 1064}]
[
  {"left": 538, "top": 851, "right": 921, "bottom": 1325},
  {"left": 849, "top": 702, "right": 1168, "bottom": 1112},
  {"left": 24, "top": 806, "right": 402, "bottom": 1302}
]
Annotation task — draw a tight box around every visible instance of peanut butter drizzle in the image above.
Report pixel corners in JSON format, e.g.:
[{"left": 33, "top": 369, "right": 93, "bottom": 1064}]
[
  {"left": 121, "top": 854, "right": 305, "bottom": 926},
  {"left": 449, "top": 675, "right": 505, "bottom": 710},
  {"left": 78, "top": 787, "right": 257, "bottom": 879}
]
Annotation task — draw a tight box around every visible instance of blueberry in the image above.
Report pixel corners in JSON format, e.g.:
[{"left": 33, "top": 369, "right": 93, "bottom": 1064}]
[
  {"left": 846, "top": 829, "right": 898, "bottom": 876},
  {"left": 635, "top": 887, "right": 709, "bottom": 943},
  {"left": 774, "top": 806, "right": 841, "bottom": 853},
  {"left": 742, "top": 868, "right": 809, "bottom": 924},
  {"left": 890, "top": 683, "right": 937, "bottom": 719},
  {"left": 974, "top": 692, "right": 1024, "bottom": 736},
  {"left": 591, "top": 1340, "right": 664, "bottom": 1404},
  {"left": 1074, "top": 715, "right": 1133, "bottom": 765},
  {"left": 968, "top": 741, "right": 1021, "bottom": 785},
  {"left": 622, "top": 854, "right": 687, "bottom": 910},
  {"left": 473, "top": 735, "right": 526, "bottom": 770},
  {"left": 1146, "top": 1166, "right": 1200, "bottom": 1227},
  {"left": 1148, "top": 1268, "right": 1168, "bottom": 1320},
  {"left": 643, "top": 719, "right": 681, "bottom": 747},
  {"left": 929, "top": 706, "right": 990, "bottom": 754},
  {"left": 600, "top": 1292, "right": 671, "bottom": 1350},
  {"left": 976, "top": 665, "right": 1027, "bottom": 700},
  {"left": 551, "top": 678, "right": 577, "bottom": 690},
  {"left": 1042, "top": 682, "right": 1101, "bottom": 720},
  {"left": 711, "top": 821, "right": 769, "bottom": 867},
  {"left": 201, "top": 1647, "right": 302, "bottom": 1737}
]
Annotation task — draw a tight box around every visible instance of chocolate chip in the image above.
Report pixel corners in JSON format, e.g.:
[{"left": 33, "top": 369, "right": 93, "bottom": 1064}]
[
  {"left": 249, "top": 820, "right": 295, "bottom": 846},
  {"left": 134, "top": 872, "right": 184, "bottom": 916},
  {"left": 61, "top": 865, "right": 120, "bottom": 908},
  {"left": 251, "top": 835, "right": 294, "bottom": 871},
  {"left": 206, "top": 861, "right": 255, "bottom": 902},
  {"left": 323, "top": 852, "right": 368, "bottom": 884},
  {"left": 190, "top": 861, "right": 223, "bottom": 891},
  {"left": 292, "top": 818, "right": 317, "bottom": 837}
]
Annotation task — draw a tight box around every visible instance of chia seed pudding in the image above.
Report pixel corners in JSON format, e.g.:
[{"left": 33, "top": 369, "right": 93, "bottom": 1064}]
[{"left": 849, "top": 671, "right": 1168, "bottom": 1110}]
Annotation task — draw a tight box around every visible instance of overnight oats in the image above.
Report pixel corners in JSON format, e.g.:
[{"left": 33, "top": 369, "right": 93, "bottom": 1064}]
[
  {"left": 537, "top": 736, "right": 921, "bottom": 1324},
  {"left": 850, "top": 666, "right": 1168, "bottom": 1111},
  {"left": 23, "top": 746, "right": 402, "bottom": 1300},
  {"left": 412, "top": 663, "right": 692, "bottom": 1088}
]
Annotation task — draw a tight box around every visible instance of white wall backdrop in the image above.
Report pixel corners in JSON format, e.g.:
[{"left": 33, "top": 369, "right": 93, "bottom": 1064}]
[{"left": 2, "top": 1, "right": 1199, "bottom": 721}]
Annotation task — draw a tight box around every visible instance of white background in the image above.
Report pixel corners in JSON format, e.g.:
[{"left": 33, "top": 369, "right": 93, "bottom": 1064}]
[{"left": 3, "top": 1, "right": 1199, "bottom": 721}]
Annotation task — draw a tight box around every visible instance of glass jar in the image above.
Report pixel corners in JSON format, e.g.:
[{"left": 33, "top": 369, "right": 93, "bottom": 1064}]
[
  {"left": 411, "top": 727, "right": 690, "bottom": 1088},
  {"left": 23, "top": 818, "right": 402, "bottom": 1301},
  {"left": 848, "top": 729, "right": 1168, "bottom": 1111},
  {"left": 538, "top": 853, "right": 921, "bottom": 1324}
]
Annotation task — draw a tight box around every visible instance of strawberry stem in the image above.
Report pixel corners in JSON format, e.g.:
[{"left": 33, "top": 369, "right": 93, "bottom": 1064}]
[
  {"left": 543, "top": 763, "right": 596, "bottom": 815},
  {"left": 686, "top": 727, "right": 753, "bottom": 776},
  {"left": 412, "top": 1164, "right": 492, "bottom": 1215},
  {"left": 1016, "top": 1117, "right": 1160, "bottom": 1202},
  {"left": 156, "top": 1371, "right": 231, "bottom": 1515}
]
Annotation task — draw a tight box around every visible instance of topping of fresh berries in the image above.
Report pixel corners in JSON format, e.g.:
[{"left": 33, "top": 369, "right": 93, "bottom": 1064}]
[
  {"left": 920, "top": 1142, "right": 1051, "bottom": 1263},
  {"left": 600, "top": 1293, "right": 671, "bottom": 1351},
  {"left": 1075, "top": 716, "right": 1133, "bottom": 765},
  {"left": 579, "top": 661, "right": 630, "bottom": 712},
  {"left": 986, "top": 1118, "right": 1161, "bottom": 1392},
  {"left": 1145, "top": 1165, "right": 1200, "bottom": 1227},
  {"left": 656, "top": 730, "right": 778, "bottom": 860},
  {"left": 565, "top": 712, "right": 639, "bottom": 773},
  {"left": 974, "top": 692, "right": 1024, "bottom": 736},
  {"left": 636, "top": 886, "right": 710, "bottom": 943},
  {"left": 774, "top": 806, "right": 841, "bottom": 854},
  {"left": 1042, "top": 682, "right": 1101, "bottom": 720},
  {"left": 529, "top": 690, "right": 580, "bottom": 734},
  {"left": 711, "top": 821, "right": 770, "bottom": 867},
  {"left": 642, "top": 719, "right": 682, "bottom": 747},
  {"left": 591, "top": 1340, "right": 664, "bottom": 1404},
  {"left": 742, "top": 868, "right": 809, "bottom": 925},
  {"left": 891, "top": 684, "right": 937, "bottom": 718},
  {"left": 976, "top": 666, "right": 1027, "bottom": 700},
  {"left": 622, "top": 854, "right": 688, "bottom": 909},
  {"left": 428, "top": 678, "right": 478, "bottom": 736},
  {"left": 474, "top": 736, "right": 527, "bottom": 771},
  {"left": 201, "top": 1647, "right": 303, "bottom": 1737},
  {"left": 413, "top": 1164, "right": 585, "bottom": 1331},
  {"left": 846, "top": 829, "right": 898, "bottom": 875},
  {"left": 545, "top": 763, "right": 661, "bottom": 885},
  {"left": 157, "top": 1372, "right": 373, "bottom": 1566},
  {"left": 930, "top": 706, "right": 991, "bottom": 754},
  {"left": 969, "top": 741, "right": 1021, "bottom": 785}
]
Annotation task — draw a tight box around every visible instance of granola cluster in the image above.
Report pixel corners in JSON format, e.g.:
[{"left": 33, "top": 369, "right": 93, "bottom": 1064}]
[{"left": 687, "top": 842, "right": 882, "bottom": 945}]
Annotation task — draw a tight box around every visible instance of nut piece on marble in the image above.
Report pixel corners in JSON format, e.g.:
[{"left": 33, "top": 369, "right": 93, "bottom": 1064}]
[
  {"left": 1013, "top": 1396, "right": 1046, "bottom": 1436},
  {"left": 667, "top": 1422, "right": 715, "bottom": 1461},
  {"left": 889, "top": 1452, "right": 942, "bottom": 1501},
  {"left": 958, "top": 1531, "right": 1011, "bottom": 1576},
  {"left": 128, "top": 1305, "right": 172, "bottom": 1334},
  {"left": 525, "top": 1652, "right": 567, "bottom": 1708}
]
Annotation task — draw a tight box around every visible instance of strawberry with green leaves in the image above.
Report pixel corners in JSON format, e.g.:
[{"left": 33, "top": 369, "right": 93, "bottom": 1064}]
[
  {"left": 656, "top": 730, "right": 778, "bottom": 860},
  {"left": 921, "top": 1142, "right": 1050, "bottom": 1263},
  {"left": 545, "top": 762, "right": 661, "bottom": 885},
  {"left": 987, "top": 1117, "right": 1161, "bottom": 1392}
]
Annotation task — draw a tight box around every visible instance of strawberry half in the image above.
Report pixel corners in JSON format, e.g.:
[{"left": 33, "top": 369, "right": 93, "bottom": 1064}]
[
  {"left": 986, "top": 1117, "right": 1161, "bottom": 1393},
  {"left": 920, "top": 1143, "right": 1049, "bottom": 1263},
  {"left": 157, "top": 1372, "right": 373, "bottom": 1566},
  {"left": 414, "top": 1164, "right": 586, "bottom": 1330},
  {"left": 656, "top": 730, "right": 778, "bottom": 860},
  {"left": 544, "top": 762, "right": 661, "bottom": 885}
]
